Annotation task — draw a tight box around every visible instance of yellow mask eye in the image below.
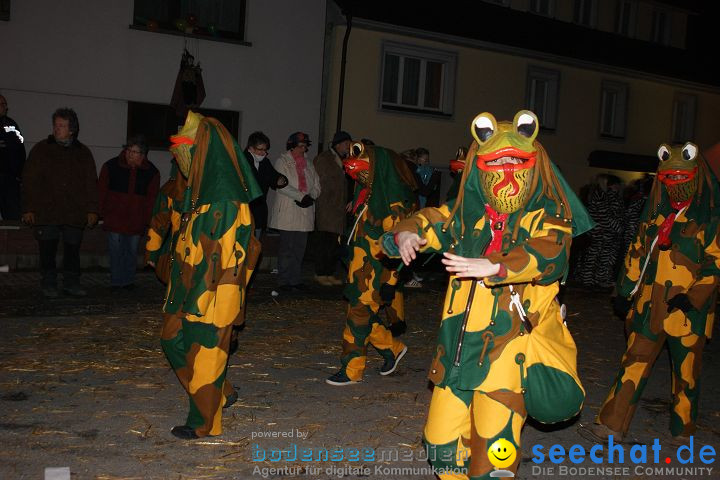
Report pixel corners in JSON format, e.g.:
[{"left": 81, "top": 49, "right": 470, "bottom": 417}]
[
  {"left": 513, "top": 110, "right": 539, "bottom": 141},
  {"left": 471, "top": 112, "right": 498, "bottom": 145}
]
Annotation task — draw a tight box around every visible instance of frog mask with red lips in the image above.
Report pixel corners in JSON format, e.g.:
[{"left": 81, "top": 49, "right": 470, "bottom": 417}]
[
  {"left": 656, "top": 142, "right": 699, "bottom": 208},
  {"left": 471, "top": 110, "right": 538, "bottom": 214}
]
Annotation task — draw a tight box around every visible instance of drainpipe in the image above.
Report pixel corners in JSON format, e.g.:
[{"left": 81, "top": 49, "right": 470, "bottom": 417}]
[{"left": 336, "top": 11, "right": 352, "bottom": 133}]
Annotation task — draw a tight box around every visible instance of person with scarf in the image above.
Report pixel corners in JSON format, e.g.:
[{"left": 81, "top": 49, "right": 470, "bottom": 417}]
[
  {"left": 383, "top": 111, "right": 593, "bottom": 478},
  {"left": 580, "top": 142, "right": 720, "bottom": 445},
  {"left": 158, "top": 111, "right": 262, "bottom": 439},
  {"left": 267, "top": 132, "right": 321, "bottom": 293},
  {"left": 325, "top": 142, "right": 418, "bottom": 385}
]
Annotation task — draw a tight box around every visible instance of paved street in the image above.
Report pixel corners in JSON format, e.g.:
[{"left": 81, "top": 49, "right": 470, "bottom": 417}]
[{"left": 1, "top": 269, "right": 718, "bottom": 479}]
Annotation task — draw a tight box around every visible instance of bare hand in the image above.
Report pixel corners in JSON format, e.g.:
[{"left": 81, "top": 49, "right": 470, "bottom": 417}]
[
  {"left": 345, "top": 201, "right": 353, "bottom": 213},
  {"left": 147, "top": 260, "right": 156, "bottom": 268},
  {"left": 276, "top": 174, "right": 288, "bottom": 189},
  {"left": 21, "top": 212, "right": 35, "bottom": 225},
  {"left": 396, "top": 231, "right": 427, "bottom": 265},
  {"left": 442, "top": 251, "right": 501, "bottom": 278},
  {"left": 87, "top": 213, "right": 99, "bottom": 228}
]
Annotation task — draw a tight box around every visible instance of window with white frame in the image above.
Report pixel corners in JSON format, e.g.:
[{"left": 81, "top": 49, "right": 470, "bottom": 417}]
[
  {"left": 526, "top": 67, "right": 560, "bottom": 131},
  {"left": 651, "top": 8, "right": 670, "bottom": 45},
  {"left": 380, "top": 42, "right": 457, "bottom": 116},
  {"left": 614, "top": 0, "right": 637, "bottom": 36},
  {"left": 529, "top": 0, "right": 555, "bottom": 17},
  {"left": 599, "top": 81, "right": 628, "bottom": 139},
  {"left": 671, "top": 93, "right": 696, "bottom": 143},
  {"left": 573, "top": 0, "right": 597, "bottom": 27}
]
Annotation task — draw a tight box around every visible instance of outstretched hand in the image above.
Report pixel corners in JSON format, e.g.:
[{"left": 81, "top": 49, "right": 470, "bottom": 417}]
[
  {"left": 441, "top": 252, "right": 500, "bottom": 278},
  {"left": 396, "top": 231, "right": 427, "bottom": 265}
]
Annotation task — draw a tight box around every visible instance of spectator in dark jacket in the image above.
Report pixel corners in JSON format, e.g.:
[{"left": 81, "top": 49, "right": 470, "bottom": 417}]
[
  {"left": 0, "top": 94, "right": 26, "bottom": 220},
  {"left": 22, "top": 108, "right": 98, "bottom": 297},
  {"left": 98, "top": 134, "right": 160, "bottom": 288},
  {"left": 243, "top": 131, "right": 287, "bottom": 238}
]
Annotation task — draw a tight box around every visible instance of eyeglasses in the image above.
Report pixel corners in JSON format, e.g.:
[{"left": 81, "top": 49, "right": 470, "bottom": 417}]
[
  {"left": 253, "top": 146, "right": 269, "bottom": 153},
  {"left": 126, "top": 149, "right": 144, "bottom": 155}
]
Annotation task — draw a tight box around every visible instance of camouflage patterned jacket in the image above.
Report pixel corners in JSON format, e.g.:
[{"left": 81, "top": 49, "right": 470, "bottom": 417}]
[{"left": 618, "top": 196, "right": 720, "bottom": 339}]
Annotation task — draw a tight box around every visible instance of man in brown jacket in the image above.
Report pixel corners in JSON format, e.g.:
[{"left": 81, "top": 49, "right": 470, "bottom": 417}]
[
  {"left": 313, "top": 131, "right": 352, "bottom": 286},
  {"left": 22, "top": 108, "right": 98, "bottom": 298}
]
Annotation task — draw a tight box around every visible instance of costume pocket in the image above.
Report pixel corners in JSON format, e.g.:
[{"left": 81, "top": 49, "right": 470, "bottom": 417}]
[{"left": 428, "top": 344, "right": 446, "bottom": 385}]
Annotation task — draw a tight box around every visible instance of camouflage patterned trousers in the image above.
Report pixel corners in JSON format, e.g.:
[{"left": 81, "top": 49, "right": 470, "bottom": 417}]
[
  {"left": 161, "top": 312, "right": 236, "bottom": 437},
  {"left": 341, "top": 245, "right": 406, "bottom": 381},
  {"left": 597, "top": 329, "right": 705, "bottom": 437},
  {"left": 423, "top": 356, "right": 526, "bottom": 479}
]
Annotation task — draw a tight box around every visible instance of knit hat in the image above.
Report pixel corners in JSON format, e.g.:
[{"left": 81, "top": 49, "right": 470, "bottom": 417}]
[
  {"left": 331, "top": 131, "right": 352, "bottom": 147},
  {"left": 286, "top": 131, "right": 312, "bottom": 150}
]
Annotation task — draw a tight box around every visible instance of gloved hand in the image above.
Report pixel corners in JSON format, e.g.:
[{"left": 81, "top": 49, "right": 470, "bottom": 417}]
[
  {"left": 295, "top": 194, "right": 314, "bottom": 208},
  {"left": 612, "top": 295, "right": 632, "bottom": 318},
  {"left": 379, "top": 282, "right": 396, "bottom": 304},
  {"left": 389, "top": 320, "right": 407, "bottom": 337},
  {"left": 667, "top": 293, "right": 694, "bottom": 314}
]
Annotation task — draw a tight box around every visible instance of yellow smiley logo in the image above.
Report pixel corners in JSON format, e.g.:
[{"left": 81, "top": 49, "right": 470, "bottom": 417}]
[{"left": 487, "top": 438, "right": 517, "bottom": 469}]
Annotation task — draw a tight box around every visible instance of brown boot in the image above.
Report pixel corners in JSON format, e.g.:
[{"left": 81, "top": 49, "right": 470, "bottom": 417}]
[{"left": 577, "top": 423, "right": 624, "bottom": 443}]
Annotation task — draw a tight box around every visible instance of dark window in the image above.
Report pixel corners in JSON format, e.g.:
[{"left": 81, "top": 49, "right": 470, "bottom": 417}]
[
  {"left": 573, "top": 0, "right": 596, "bottom": 27},
  {"left": 526, "top": 67, "right": 560, "bottom": 131},
  {"left": 127, "top": 102, "right": 240, "bottom": 150},
  {"left": 379, "top": 42, "right": 456, "bottom": 117},
  {"left": 651, "top": 9, "right": 670, "bottom": 45},
  {"left": 671, "top": 93, "right": 696, "bottom": 143},
  {"left": 599, "top": 81, "right": 628, "bottom": 140},
  {"left": 0, "top": 0, "right": 10, "bottom": 21},
  {"left": 614, "top": 0, "right": 636, "bottom": 36},
  {"left": 132, "top": 0, "right": 246, "bottom": 43},
  {"left": 529, "top": 0, "right": 554, "bottom": 17}
]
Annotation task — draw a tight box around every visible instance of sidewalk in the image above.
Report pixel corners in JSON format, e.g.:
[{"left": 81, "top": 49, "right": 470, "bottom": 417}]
[{"left": 0, "top": 270, "right": 718, "bottom": 479}]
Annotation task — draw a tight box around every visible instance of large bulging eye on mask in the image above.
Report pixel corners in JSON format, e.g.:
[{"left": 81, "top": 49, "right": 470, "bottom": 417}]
[
  {"left": 471, "top": 113, "right": 498, "bottom": 145},
  {"left": 513, "top": 110, "right": 539, "bottom": 141},
  {"left": 682, "top": 142, "right": 698, "bottom": 162},
  {"left": 657, "top": 144, "right": 671, "bottom": 162}
]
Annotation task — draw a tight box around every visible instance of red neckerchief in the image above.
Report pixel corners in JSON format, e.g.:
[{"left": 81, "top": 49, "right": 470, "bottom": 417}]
[
  {"left": 658, "top": 199, "right": 691, "bottom": 248},
  {"left": 483, "top": 204, "right": 508, "bottom": 255}
]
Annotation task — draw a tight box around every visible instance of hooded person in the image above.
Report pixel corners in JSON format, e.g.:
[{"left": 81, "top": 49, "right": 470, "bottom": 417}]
[
  {"left": 325, "top": 142, "right": 418, "bottom": 386},
  {"left": 156, "top": 110, "right": 262, "bottom": 439},
  {"left": 580, "top": 142, "right": 720, "bottom": 445},
  {"left": 382, "top": 110, "right": 594, "bottom": 479}
]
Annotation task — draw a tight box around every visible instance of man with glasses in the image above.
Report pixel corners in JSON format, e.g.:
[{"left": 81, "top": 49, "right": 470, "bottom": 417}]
[{"left": 98, "top": 134, "right": 160, "bottom": 289}]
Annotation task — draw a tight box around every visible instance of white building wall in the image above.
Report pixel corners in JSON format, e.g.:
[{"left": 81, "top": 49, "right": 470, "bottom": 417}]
[{"left": 0, "top": 0, "right": 327, "bottom": 181}]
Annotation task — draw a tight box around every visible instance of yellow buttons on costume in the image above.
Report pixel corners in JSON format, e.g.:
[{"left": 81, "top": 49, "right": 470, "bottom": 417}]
[{"left": 487, "top": 438, "right": 516, "bottom": 469}]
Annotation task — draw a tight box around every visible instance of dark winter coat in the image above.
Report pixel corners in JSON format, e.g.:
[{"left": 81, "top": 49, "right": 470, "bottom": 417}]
[{"left": 22, "top": 136, "right": 98, "bottom": 227}]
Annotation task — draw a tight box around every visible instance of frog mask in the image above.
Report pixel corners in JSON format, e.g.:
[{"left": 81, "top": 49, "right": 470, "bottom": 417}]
[
  {"left": 471, "top": 110, "right": 538, "bottom": 213},
  {"left": 169, "top": 110, "right": 205, "bottom": 178},
  {"left": 344, "top": 142, "right": 371, "bottom": 187},
  {"left": 656, "top": 142, "right": 698, "bottom": 205}
]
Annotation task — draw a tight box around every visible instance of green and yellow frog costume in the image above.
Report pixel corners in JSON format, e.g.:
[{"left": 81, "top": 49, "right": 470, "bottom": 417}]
[
  {"left": 596, "top": 142, "right": 720, "bottom": 438},
  {"left": 328, "top": 143, "right": 418, "bottom": 384},
  {"left": 152, "top": 111, "right": 261, "bottom": 438},
  {"left": 383, "top": 111, "right": 593, "bottom": 478}
]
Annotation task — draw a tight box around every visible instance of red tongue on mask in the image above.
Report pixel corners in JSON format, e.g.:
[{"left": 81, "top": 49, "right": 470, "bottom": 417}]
[{"left": 492, "top": 163, "right": 520, "bottom": 197}]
